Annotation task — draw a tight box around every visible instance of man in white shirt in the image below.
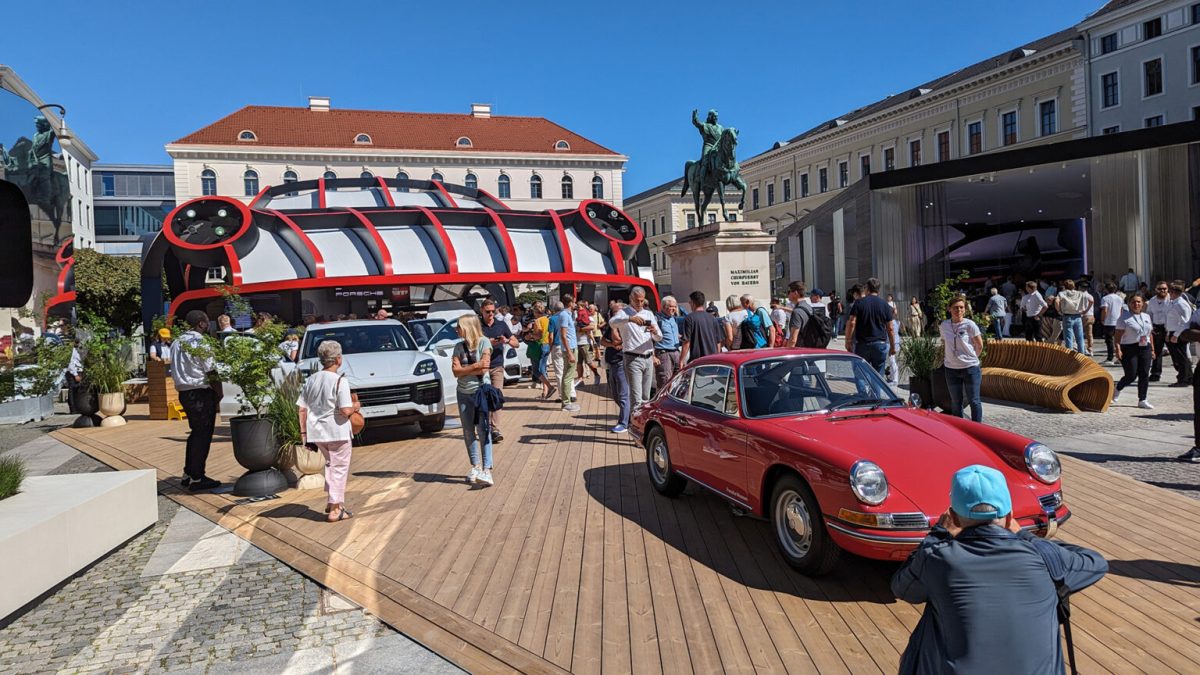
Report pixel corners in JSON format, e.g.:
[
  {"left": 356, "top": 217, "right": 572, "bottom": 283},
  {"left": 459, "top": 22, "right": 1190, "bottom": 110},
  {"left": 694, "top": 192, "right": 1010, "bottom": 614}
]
[
  {"left": 608, "top": 287, "right": 661, "bottom": 408},
  {"left": 1146, "top": 280, "right": 1172, "bottom": 382},
  {"left": 1119, "top": 268, "right": 1140, "bottom": 294},
  {"left": 216, "top": 314, "right": 237, "bottom": 334},
  {"left": 1165, "top": 281, "right": 1194, "bottom": 387},
  {"left": 169, "top": 311, "right": 223, "bottom": 492},
  {"left": 1018, "top": 282, "right": 1048, "bottom": 342},
  {"left": 1099, "top": 282, "right": 1125, "bottom": 364},
  {"left": 65, "top": 341, "right": 84, "bottom": 414}
]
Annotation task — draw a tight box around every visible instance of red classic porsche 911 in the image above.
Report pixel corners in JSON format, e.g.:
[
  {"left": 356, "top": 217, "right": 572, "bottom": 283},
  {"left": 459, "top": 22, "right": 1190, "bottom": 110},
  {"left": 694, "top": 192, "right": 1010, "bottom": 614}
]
[{"left": 630, "top": 349, "right": 1070, "bottom": 575}]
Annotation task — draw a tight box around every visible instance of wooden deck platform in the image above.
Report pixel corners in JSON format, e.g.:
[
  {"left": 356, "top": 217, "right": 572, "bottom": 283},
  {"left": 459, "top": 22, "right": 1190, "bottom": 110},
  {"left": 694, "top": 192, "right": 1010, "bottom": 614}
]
[{"left": 54, "top": 387, "right": 1200, "bottom": 674}]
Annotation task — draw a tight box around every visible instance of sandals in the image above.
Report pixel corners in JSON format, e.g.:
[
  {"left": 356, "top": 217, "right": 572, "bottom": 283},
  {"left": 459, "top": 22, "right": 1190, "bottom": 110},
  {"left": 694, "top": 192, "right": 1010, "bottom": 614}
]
[{"left": 327, "top": 504, "right": 353, "bottom": 522}]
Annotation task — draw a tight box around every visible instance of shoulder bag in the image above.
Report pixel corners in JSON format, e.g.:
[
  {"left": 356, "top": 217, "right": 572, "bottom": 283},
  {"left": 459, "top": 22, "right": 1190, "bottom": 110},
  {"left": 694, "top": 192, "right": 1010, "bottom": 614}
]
[{"left": 337, "top": 373, "right": 365, "bottom": 436}]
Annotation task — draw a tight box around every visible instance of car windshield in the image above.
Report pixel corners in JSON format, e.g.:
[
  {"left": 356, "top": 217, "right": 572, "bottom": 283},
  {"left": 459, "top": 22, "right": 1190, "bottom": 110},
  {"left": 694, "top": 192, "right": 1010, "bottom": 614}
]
[
  {"left": 426, "top": 321, "right": 462, "bottom": 347},
  {"left": 301, "top": 324, "right": 417, "bottom": 359},
  {"left": 408, "top": 319, "right": 446, "bottom": 347},
  {"left": 740, "top": 355, "right": 901, "bottom": 418}
]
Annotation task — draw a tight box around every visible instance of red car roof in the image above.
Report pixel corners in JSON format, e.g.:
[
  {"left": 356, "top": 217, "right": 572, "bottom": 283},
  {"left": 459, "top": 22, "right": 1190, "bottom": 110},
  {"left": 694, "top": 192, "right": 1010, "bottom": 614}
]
[{"left": 685, "top": 348, "right": 850, "bottom": 367}]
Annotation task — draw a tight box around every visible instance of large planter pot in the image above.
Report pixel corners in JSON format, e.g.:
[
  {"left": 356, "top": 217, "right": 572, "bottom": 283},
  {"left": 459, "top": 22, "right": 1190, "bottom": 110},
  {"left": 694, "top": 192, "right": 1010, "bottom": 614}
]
[
  {"left": 71, "top": 388, "right": 102, "bottom": 428},
  {"left": 907, "top": 375, "right": 934, "bottom": 409},
  {"left": 98, "top": 392, "right": 127, "bottom": 427},
  {"left": 229, "top": 416, "right": 287, "bottom": 497},
  {"left": 0, "top": 393, "right": 56, "bottom": 425},
  {"left": 930, "top": 366, "right": 955, "bottom": 413}
]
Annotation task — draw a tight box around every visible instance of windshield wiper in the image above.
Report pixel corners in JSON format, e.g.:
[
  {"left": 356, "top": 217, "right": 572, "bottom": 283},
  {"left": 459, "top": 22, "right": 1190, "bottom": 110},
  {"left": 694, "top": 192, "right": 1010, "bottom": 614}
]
[
  {"left": 869, "top": 397, "right": 905, "bottom": 411},
  {"left": 827, "top": 396, "right": 883, "bottom": 412}
]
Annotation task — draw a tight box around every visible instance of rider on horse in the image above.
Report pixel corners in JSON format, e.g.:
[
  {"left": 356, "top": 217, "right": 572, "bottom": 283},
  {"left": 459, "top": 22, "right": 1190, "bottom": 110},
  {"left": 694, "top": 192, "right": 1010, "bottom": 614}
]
[{"left": 692, "top": 109, "right": 723, "bottom": 178}]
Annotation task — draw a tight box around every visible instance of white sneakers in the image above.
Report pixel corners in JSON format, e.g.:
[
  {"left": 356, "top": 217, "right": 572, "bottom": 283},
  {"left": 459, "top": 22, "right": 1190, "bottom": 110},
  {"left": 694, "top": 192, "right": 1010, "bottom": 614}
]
[
  {"left": 467, "top": 466, "right": 481, "bottom": 484},
  {"left": 467, "top": 466, "right": 494, "bottom": 486},
  {"left": 1138, "top": 400, "right": 1154, "bottom": 409},
  {"left": 1112, "top": 391, "right": 1120, "bottom": 403},
  {"left": 479, "top": 470, "right": 494, "bottom": 486}
]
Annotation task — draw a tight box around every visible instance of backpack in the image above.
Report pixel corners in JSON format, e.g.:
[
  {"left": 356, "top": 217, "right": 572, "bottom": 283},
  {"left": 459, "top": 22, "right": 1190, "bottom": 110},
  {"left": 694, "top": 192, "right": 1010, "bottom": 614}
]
[
  {"left": 739, "top": 307, "right": 771, "bottom": 349},
  {"left": 798, "top": 304, "right": 834, "bottom": 348}
]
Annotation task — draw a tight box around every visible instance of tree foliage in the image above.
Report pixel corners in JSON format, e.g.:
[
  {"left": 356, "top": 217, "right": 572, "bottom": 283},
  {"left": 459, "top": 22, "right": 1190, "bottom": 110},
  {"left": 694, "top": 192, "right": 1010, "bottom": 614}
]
[
  {"left": 74, "top": 249, "right": 146, "bottom": 333},
  {"left": 515, "top": 290, "right": 547, "bottom": 307}
]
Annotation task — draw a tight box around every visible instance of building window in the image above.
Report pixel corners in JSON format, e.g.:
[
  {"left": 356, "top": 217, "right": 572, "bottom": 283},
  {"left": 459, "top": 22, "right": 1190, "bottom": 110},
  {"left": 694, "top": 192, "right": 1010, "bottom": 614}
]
[
  {"left": 1143, "top": 17, "right": 1162, "bottom": 40},
  {"left": 282, "top": 170, "right": 298, "bottom": 196},
  {"left": 238, "top": 130, "right": 257, "bottom": 142},
  {"left": 355, "top": 133, "right": 372, "bottom": 144},
  {"left": 1193, "top": 46, "right": 1200, "bottom": 84},
  {"left": 396, "top": 171, "right": 410, "bottom": 192},
  {"left": 860, "top": 154, "right": 871, "bottom": 178},
  {"left": 1101, "top": 72, "right": 1120, "bottom": 108},
  {"left": 838, "top": 161, "right": 848, "bottom": 187},
  {"left": 323, "top": 170, "right": 337, "bottom": 181},
  {"left": 497, "top": 174, "right": 510, "bottom": 199},
  {"left": 800, "top": 173, "right": 809, "bottom": 198},
  {"left": 1144, "top": 58, "right": 1163, "bottom": 97},
  {"left": 592, "top": 176, "right": 604, "bottom": 199},
  {"left": 201, "top": 169, "right": 217, "bottom": 196},
  {"left": 728, "top": 213, "right": 737, "bottom": 221},
  {"left": 555, "top": 140, "right": 571, "bottom": 151},
  {"left": 1145, "top": 114, "right": 1165, "bottom": 127},
  {"left": 652, "top": 253, "right": 657, "bottom": 271},
  {"left": 1001, "top": 111, "right": 1017, "bottom": 146},
  {"left": 1039, "top": 100, "right": 1057, "bottom": 135},
  {"left": 818, "top": 167, "right": 828, "bottom": 193},
  {"left": 909, "top": 139, "right": 922, "bottom": 166},
  {"left": 101, "top": 173, "right": 115, "bottom": 196},
  {"left": 456, "top": 136, "right": 472, "bottom": 147},
  {"left": 968, "top": 121, "right": 983, "bottom": 154},
  {"left": 431, "top": 172, "right": 444, "bottom": 183},
  {"left": 1194, "top": 3, "right": 1200, "bottom": 23},
  {"left": 782, "top": 177, "right": 791, "bottom": 202},
  {"left": 1102, "top": 125, "right": 1121, "bottom": 134},
  {"left": 1100, "top": 33, "right": 1117, "bottom": 54},
  {"left": 561, "top": 175, "right": 573, "bottom": 199},
  {"left": 1195, "top": 105, "right": 1200, "bottom": 120},
  {"left": 465, "top": 172, "right": 478, "bottom": 189},
  {"left": 530, "top": 175, "right": 542, "bottom": 199},
  {"left": 883, "top": 147, "right": 895, "bottom": 170},
  {"left": 686, "top": 212, "right": 696, "bottom": 228},
  {"left": 766, "top": 183, "right": 775, "bottom": 206},
  {"left": 752, "top": 188, "right": 760, "bottom": 210},
  {"left": 243, "top": 169, "right": 259, "bottom": 196},
  {"left": 708, "top": 212, "right": 717, "bottom": 224},
  {"left": 937, "top": 130, "right": 951, "bottom": 162}
]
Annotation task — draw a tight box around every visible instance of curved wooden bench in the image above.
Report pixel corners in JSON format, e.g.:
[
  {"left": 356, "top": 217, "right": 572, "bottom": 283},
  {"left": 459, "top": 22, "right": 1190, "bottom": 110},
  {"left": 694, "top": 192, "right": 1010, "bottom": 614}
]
[{"left": 979, "top": 340, "right": 1113, "bottom": 413}]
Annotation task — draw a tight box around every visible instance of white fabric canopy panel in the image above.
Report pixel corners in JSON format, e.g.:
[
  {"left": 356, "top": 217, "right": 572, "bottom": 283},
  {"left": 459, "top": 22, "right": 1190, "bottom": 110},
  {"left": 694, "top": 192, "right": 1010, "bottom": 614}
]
[
  {"left": 388, "top": 191, "right": 444, "bottom": 208},
  {"left": 323, "top": 190, "right": 390, "bottom": 208},
  {"left": 507, "top": 228, "right": 563, "bottom": 273},
  {"left": 564, "top": 227, "right": 614, "bottom": 275},
  {"left": 305, "top": 229, "right": 380, "bottom": 277},
  {"left": 375, "top": 225, "right": 447, "bottom": 274},
  {"left": 443, "top": 225, "right": 505, "bottom": 273},
  {"left": 237, "top": 230, "right": 309, "bottom": 284}
]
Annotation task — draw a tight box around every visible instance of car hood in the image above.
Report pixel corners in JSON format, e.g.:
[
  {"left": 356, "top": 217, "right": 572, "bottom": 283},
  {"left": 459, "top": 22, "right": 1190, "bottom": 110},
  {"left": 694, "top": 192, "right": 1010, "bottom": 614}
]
[
  {"left": 766, "top": 409, "right": 1049, "bottom": 515},
  {"left": 321, "top": 351, "right": 425, "bottom": 386}
]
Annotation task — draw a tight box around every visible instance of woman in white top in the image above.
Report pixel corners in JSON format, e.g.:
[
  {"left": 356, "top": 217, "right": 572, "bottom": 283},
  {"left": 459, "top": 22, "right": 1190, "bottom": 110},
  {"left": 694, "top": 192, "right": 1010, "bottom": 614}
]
[
  {"left": 297, "top": 340, "right": 359, "bottom": 522},
  {"left": 1113, "top": 293, "right": 1155, "bottom": 409},
  {"left": 940, "top": 295, "right": 985, "bottom": 423},
  {"left": 906, "top": 297, "right": 924, "bottom": 337}
]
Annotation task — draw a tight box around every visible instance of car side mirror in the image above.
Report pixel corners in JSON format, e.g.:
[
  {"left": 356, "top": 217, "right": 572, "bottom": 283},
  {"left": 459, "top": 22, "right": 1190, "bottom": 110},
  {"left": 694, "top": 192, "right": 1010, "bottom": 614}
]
[{"left": 909, "top": 392, "right": 922, "bottom": 409}]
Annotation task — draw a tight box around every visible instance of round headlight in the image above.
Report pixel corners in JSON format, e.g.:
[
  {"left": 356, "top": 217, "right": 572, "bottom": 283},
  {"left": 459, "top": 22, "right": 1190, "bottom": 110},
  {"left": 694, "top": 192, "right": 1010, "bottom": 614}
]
[
  {"left": 849, "top": 460, "right": 888, "bottom": 506},
  {"left": 1025, "top": 442, "right": 1061, "bottom": 484}
]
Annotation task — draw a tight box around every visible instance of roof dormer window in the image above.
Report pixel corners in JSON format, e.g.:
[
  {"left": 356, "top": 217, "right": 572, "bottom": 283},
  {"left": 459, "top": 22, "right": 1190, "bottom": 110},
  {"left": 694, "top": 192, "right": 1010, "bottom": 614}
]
[
  {"left": 456, "top": 136, "right": 473, "bottom": 148},
  {"left": 554, "top": 140, "right": 571, "bottom": 151},
  {"left": 354, "top": 133, "right": 372, "bottom": 145},
  {"left": 238, "top": 130, "right": 257, "bottom": 142}
]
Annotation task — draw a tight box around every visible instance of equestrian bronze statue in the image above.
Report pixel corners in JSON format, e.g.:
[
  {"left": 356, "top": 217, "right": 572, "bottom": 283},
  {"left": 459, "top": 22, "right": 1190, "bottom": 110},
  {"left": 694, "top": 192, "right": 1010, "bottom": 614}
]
[{"left": 682, "top": 108, "right": 747, "bottom": 224}]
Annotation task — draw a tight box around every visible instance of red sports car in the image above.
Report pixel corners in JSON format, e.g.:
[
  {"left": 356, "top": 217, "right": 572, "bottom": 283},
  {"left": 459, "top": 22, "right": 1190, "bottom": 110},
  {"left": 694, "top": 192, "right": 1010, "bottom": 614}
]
[{"left": 630, "top": 349, "right": 1069, "bottom": 575}]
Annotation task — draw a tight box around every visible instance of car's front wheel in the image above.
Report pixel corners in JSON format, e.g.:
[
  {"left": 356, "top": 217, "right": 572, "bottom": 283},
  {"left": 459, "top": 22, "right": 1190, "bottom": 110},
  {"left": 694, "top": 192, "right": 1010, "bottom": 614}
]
[
  {"left": 645, "top": 427, "right": 686, "bottom": 497},
  {"left": 418, "top": 414, "right": 446, "bottom": 434},
  {"left": 771, "top": 474, "right": 840, "bottom": 576}
]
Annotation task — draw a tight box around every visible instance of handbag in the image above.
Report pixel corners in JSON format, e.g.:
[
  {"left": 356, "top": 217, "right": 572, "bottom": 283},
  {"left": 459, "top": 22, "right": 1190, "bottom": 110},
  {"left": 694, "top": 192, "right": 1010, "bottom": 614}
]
[{"left": 338, "top": 374, "right": 366, "bottom": 435}]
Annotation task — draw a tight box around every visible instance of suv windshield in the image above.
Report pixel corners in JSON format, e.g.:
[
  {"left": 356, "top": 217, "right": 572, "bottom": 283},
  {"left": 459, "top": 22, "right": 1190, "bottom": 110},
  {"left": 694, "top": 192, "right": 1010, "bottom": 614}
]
[
  {"left": 407, "top": 319, "right": 446, "bottom": 347},
  {"left": 427, "top": 321, "right": 462, "bottom": 346},
  {"left": 740, "top": 355, "right": 900, "bottom": 418},
  {"left": 301, "top": 324, "right": 417, "bottom": 359}
]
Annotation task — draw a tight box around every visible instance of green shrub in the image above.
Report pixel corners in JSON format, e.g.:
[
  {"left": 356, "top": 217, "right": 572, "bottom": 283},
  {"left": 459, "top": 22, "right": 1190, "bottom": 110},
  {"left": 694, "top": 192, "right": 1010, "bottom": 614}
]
[
  {"left": 80, "top": 315, "right": 134, "bottom": 394},
  {"left": 0, "top": 455, "right": 26, "bottom": 500},
  {"left": 898, "top": 334, "right": 943, "bottom": 380},
  {"left": 17, "top": 338, "right": 72, "bottom": 398},
  {"left": 265, "top": 371, "right": 304, "bottom": 454}
]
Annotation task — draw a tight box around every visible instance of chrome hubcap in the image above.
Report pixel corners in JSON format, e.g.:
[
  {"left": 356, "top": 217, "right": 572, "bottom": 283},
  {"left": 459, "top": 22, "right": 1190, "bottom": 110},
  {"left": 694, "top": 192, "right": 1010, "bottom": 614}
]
[
  {"left": 650, "top": 440, "right": 669, "bottom": 482},
  {"left": 776, "top": 491, "right": 812, "bottom": 557}
]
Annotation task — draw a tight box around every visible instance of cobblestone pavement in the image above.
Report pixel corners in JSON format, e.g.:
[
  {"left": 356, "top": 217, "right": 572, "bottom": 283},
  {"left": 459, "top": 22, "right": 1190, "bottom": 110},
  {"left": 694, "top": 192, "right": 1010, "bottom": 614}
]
[{"left": 0, "top": 424, "right": 458, "bottom": 674}]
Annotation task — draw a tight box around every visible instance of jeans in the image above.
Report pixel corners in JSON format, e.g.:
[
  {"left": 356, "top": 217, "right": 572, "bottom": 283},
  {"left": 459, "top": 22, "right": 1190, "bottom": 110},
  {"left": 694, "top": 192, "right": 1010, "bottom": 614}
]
[
  {"left": 944, "top": 365, "right": 983, "bottom": 423},
  {"left": 457, "top": 397, "right": 494, "bottom": 469},
  {"left": 1116, "top": 344, "right": 1151, "bottom": 401},
  {"left": 624, "top": 352, "right": 655, "bottom": 408},
  {"left": 854, "top": 341, "right": 889, "bottom": 376},
  {"left": 989, "top": 316, "right": 1005, "bottom": 340},
  {"left": 315, "top": 440, "right": 352, "bottom": 504},
  {"left": 178, "top": 387, "right": 218, "bottom": 480},
  {"left": 1061, "top": 315, "right": 1084, "bottom": 352},
  {"left": 607, "top": 361, "right": 630, "bottom": 428}
]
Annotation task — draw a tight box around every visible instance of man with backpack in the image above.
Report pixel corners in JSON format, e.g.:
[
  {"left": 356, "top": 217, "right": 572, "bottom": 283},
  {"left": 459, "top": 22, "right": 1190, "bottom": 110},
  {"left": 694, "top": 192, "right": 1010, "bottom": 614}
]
[
  {"left": 736, "top": 294, "right": 775, "bottom": 349},
  {"left": 785, "top": 281, "right": 834, "bottom": 348},
  {"left": 892, "top": 465, "right": 1108, "bottom": 674}
]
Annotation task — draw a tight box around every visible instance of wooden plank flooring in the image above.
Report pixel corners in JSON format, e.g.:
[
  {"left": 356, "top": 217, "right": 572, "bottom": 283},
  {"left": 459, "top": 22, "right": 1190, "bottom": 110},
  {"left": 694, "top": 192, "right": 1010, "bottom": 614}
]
[{"left": 54, "top": 389, "right": 1200, "bottom": 674}]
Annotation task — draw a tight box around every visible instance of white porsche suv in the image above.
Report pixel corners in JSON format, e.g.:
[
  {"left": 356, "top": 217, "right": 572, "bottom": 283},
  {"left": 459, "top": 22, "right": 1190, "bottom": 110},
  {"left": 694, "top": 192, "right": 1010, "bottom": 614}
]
[{"left": 298, "top": 320, "right": 445, "bottom": 433}]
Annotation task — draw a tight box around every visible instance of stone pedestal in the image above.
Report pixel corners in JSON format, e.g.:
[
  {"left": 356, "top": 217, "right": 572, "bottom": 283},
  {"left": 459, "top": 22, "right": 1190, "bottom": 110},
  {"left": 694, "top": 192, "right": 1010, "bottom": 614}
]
[{"left": 664, "top": 221, "right": 774, "bottom": 308}]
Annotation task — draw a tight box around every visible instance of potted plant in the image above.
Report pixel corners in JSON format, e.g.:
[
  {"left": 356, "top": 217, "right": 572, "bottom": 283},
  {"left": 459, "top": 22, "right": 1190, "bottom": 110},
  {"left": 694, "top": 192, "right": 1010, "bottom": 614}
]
[
  {"left": 265, "top": 372, "right": 323, "bottom": 488},
  {"left": 898, "top": 334, "right": 941, "bottom": 409},
  {"left": 81, "top": 319, "right": 134, "bottom": 427},
  {"left": 0, "top": 455, "right": 25, "bottom": 501}
]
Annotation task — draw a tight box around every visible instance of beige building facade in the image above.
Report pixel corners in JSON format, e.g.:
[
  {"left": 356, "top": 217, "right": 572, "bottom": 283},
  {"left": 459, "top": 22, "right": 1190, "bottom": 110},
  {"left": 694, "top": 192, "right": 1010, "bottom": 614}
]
[
  {"left": 623, "top": 177, "right": 742, "bottom": 292},
  {"left": 166, "top": 99, "right": 628, "bottom": 211},
  {"left": 739, "top": 29, "right": 1087, "bottom": 294}
]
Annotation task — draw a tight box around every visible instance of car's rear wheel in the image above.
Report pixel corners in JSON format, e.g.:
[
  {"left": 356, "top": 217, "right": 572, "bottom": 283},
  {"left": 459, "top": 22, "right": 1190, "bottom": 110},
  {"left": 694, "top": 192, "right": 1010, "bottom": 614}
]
[
  {"left": 771, "top": 474, "right": 840, "bottom": 575},
  {"left": 645, "top": 427, "right": 686, "bottom": 497},
  {"left": 418, "top": 414, "right": 446, "bottom": 434}
]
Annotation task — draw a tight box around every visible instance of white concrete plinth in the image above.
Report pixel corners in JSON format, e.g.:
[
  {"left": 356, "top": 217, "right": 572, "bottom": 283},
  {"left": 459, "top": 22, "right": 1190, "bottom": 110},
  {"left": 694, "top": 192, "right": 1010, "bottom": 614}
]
[
  {"left": 665, "top": 220, "right": 774, "bottom": 307},
  {"left": 0, "top": 470, "right": 158, "bottom": 620}
]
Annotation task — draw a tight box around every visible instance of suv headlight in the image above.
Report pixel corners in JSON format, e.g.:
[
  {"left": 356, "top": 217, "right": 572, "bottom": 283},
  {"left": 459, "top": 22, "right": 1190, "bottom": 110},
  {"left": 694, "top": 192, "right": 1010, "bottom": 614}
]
[
  {"left": 413, "top": 359, "right": 436, "bottom": 376},
  {"left": 1025, "top": 442, "right": 1061, "bottom": 484},
  {"left": 849, "top": 460, "right": 888, "bottom": 506}
]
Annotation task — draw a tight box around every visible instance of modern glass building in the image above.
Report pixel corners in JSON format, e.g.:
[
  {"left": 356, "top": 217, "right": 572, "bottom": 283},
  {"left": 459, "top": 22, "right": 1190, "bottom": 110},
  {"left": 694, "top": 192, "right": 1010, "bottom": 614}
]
[
  {"left": 93, "top": 164, "right": 175, "bottom": 256},
  {"left": 775, "top": 120, "right": 1200, "bottom": 301}
]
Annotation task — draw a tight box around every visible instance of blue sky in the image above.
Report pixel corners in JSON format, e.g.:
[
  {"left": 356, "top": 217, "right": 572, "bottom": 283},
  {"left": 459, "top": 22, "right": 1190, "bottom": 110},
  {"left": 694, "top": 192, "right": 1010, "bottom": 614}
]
[{"left": 4, "top": 0, "right": 1100, "bottom": 195}]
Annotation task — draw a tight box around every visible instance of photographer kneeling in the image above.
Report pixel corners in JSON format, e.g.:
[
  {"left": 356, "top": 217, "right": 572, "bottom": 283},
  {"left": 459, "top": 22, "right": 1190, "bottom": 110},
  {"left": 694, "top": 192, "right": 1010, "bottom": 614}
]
[{"left": 892, "top": 465, "right": 1108, "bottom": 674}]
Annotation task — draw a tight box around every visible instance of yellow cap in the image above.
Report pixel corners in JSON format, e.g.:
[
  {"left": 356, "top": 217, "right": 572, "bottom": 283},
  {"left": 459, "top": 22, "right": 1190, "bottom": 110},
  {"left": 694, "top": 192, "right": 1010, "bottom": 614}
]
[{"left": 158, "top": 328, "right": 172, "bottom": 339}]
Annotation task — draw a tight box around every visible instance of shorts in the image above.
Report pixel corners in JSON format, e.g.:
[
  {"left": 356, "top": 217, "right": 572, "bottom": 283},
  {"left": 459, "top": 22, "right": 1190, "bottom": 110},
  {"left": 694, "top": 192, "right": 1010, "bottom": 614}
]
[{"left": 577, "top": 344, "right": 594, "bottom": 363}]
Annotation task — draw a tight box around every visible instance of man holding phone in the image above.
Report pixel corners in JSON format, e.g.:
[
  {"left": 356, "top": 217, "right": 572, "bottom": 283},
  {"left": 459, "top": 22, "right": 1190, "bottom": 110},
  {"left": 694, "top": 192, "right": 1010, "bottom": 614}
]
[{"left": 479, "top": 299, "right": 518, "bottom": 442}]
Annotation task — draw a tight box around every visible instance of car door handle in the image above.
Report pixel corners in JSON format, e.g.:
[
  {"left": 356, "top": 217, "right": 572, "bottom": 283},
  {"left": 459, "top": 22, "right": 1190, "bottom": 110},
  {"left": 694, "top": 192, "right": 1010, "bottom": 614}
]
[{"left": 672, "top": 414, "right": 691, "bottom": 426}]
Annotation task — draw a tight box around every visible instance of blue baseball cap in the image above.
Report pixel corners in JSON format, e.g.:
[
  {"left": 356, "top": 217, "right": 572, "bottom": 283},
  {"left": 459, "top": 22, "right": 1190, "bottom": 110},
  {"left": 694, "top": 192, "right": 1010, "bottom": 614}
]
[{"left": 950, "top": 465, "right": 1012, "bottom": 521}]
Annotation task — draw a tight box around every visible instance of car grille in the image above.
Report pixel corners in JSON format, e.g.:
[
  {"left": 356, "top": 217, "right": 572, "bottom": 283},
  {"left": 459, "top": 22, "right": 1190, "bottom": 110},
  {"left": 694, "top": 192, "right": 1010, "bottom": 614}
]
[
  {"left": 1039, "top": 491, "right": 1063, "bottom": 512},
  {"left": 357, "top": 384, "right": 415, "bottom": 406},
  {"left": 888, "top": 513, "right": 933, "bottom": 530},
  {"left": 414, "top": 380, "right": 441, "bottom": 405}
]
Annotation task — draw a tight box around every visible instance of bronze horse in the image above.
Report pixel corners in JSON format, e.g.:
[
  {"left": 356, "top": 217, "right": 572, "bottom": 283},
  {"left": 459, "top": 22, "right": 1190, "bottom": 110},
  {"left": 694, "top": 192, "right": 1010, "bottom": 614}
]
[{"left": 682, "top": 127, "right": 746, "bottom": 224}]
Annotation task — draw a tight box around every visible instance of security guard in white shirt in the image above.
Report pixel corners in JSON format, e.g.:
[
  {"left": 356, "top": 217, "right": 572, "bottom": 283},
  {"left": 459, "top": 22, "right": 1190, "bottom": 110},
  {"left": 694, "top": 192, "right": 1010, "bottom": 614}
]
[
  {"left": 1165, "top": 281, "right": 1194, "bottom": 387},
  {"left": 1147, "top": 281, "right": 1172, "bottom": 381},
  {"left": 169, "top": 310, "right": 223, "bottom": 492}
]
